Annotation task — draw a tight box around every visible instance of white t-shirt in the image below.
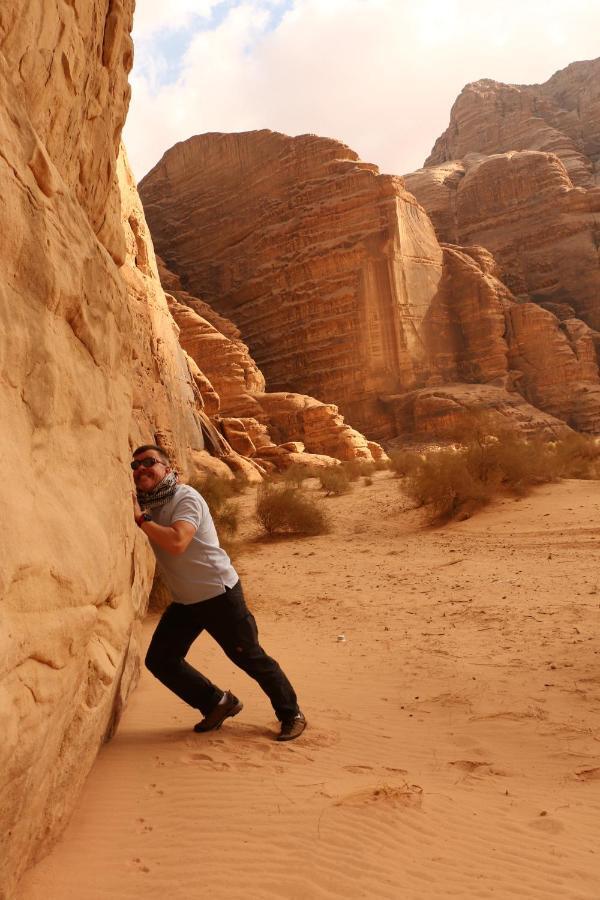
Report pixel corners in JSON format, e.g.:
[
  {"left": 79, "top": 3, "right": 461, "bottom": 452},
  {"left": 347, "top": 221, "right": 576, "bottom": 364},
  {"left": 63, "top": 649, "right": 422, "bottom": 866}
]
[{"left": 148, "top": 484, "right": 238, "bottom": 604}]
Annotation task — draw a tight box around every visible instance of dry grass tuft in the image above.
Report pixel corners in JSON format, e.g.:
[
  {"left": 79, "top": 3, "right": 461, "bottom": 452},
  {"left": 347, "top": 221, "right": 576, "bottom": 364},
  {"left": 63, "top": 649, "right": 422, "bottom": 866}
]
[
  {"left": 256, "top": 483, "right": 330, "bottom": 536},
  {"left": 552, "top": 432, "right": 600, "bottom": 479}
]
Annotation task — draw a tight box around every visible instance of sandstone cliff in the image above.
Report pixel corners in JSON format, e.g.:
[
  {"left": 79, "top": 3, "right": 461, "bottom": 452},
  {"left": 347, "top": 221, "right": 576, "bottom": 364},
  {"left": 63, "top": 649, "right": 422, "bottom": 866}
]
[
  {"left": 0, "top": 5, "right": 210, "bottom": 896},
  {"left": 425, "top": 59, "right": 600, "bottom": 187},
  {"left": 140, "top": 129, "right": 600, "bottom": 438},
  {"left": 406, "top": 61, "right": 600, "bottom": 333},
  {"left": 160, "top": 257, "right": 382, "bottom": 465}
]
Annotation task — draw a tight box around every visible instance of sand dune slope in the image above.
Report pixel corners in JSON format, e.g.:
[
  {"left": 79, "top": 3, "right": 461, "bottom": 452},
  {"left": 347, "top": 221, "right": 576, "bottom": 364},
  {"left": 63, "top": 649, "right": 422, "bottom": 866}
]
[{"left": 18, "top": 478, "right": 600, "bottom": 899}]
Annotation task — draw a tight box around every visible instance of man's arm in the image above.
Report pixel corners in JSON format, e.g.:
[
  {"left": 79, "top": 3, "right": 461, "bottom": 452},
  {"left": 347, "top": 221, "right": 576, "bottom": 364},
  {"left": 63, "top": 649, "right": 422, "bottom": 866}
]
[
  {"left": 138, "top": 518, "right": 196, "bottom": 556},
  {"left": 133, "top": 494, "right": 196, "bottom": 555}
]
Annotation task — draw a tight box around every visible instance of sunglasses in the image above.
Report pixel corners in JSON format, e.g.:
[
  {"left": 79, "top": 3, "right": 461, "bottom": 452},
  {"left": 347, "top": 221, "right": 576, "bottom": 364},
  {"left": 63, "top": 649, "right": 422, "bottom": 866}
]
[{"left": 130, "top": 457, "right": 164, "bottom": 470}]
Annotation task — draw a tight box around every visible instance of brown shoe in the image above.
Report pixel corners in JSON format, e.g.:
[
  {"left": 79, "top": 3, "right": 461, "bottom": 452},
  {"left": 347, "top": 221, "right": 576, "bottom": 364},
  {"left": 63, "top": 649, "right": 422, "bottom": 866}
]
[
  {"left": 277, "top": 712, "right": 307, "bottom": 741},
  {"left": 194, "top": 691, "right": 243, "bottom": 733}
]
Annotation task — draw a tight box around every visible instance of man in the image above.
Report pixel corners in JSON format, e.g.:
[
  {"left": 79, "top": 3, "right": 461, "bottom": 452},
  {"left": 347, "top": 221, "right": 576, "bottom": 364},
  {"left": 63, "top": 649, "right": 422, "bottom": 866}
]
[{"left": 131, "top": 443, "right": 306, "bottom": 741}]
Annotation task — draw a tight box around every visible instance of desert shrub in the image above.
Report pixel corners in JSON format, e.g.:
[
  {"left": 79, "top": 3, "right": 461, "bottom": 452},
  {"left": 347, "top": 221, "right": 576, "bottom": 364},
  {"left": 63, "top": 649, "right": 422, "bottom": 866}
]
[
  {"left": 230, "top": 472, "right": 249, "bottom": 494},
  {"left": 404, "top": 430, "right": 564, "bottom": 522},
  {"left": 190, "top": 473, "right": 235, "bottom": 511},
  {"left": 372, "top": 456, "right": 390, "bottom": 471},
  {"left": 388, "top": 449, "right": 423, "bottom": 477},
  {"left": 256, "top": 483, "right": 330, "bottom": 536},
  {"left": 404, "top": 448, "right": 492, "bottom": 521},
  {"left": 318, "top": 466, "right": 352, "bottom": 496},
  {"left": 462, "top": 434, "right": 554, "bottom": 495},
  {"left": 552, "top": 433, "right": 600, "bottom": 479},
  {"left": 341, "top": 459, "right": 376, "bottom": 481},
  {"left": 189, "top": 474, "right": 240, "bottom": 537},
  {"left": 442, "top": 410, "right": 510, "bottom": 446},
  {"left": 280, "top": 464, "right": 315, "bottom": 488},
  {"left": 363, "top": 476, "right": 374, "bottom": 486}
]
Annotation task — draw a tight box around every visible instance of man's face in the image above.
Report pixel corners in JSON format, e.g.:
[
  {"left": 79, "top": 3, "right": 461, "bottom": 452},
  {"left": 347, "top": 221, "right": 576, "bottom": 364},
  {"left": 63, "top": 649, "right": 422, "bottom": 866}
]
[{"left": 131, "top": 452, "right": 170, "bottom": 492}]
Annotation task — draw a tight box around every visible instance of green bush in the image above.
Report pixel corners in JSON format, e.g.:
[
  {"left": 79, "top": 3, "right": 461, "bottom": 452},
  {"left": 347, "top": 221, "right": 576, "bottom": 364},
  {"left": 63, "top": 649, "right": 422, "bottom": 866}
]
[{"left": 256, "top": 483, "right": 330, "bottom": 536}]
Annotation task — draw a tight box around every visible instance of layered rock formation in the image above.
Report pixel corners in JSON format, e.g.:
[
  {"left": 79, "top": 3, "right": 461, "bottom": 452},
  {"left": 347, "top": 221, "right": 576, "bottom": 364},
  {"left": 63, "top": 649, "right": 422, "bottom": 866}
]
[
  {"left": 139, "top": 131, "right": 452, "bottom": 440},
  {"left": 425, "top": 59, "right": 600, "bottom": 187},
  {"left": 160, "top": 258, "right": 382, "bottom": 465},
  {"left": 140, "top": 129, "right": 600, "bottom": 438},
  {"left": 405, "top": 62, "right": 600, "bottom": 331},
  {"left": 0, "top": 6, "right": 213, "bottom": 896}
]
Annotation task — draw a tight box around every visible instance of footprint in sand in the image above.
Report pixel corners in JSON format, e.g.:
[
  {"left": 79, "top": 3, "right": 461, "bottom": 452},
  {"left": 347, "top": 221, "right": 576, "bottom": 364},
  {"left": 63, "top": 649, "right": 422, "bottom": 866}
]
[
  {"left": 529, "top": 815, "right": 564, "bottom": 834},
  {"left": 131, "top": 857, "right": 150, "bottom": 873},
  {"left": 335, "top": 783, "right": 423, "bottom": 809},
  {"left": 343, "top": 764, "right": 374, "bottom": 775},
  {"left": 184, "top": 752, "right": 231, "bottom": 770},
  {"left": 449, "top": 760, "right": 493, "bottom": 772},
  {"left": 136, "top": 817, "right": 153, "bottom": 834},
  {"left": 575, "top": 766, "right": 600, "bottom": 781}
]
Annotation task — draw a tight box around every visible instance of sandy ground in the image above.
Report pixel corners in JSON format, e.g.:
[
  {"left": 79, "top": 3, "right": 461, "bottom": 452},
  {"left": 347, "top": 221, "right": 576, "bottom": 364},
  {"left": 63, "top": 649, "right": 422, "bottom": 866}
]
[{"left": 17, "top": 475, "right": 600, "bottom": 899}]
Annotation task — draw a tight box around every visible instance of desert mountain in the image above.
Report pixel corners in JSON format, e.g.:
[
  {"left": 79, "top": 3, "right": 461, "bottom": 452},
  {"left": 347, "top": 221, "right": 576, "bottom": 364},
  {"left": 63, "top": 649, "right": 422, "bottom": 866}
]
[
  {"left": 140, "top": 126, "right": 600, "bottom": 439},
  {"left": 405, "top": 59, "right": 600, "bottom": 335}
]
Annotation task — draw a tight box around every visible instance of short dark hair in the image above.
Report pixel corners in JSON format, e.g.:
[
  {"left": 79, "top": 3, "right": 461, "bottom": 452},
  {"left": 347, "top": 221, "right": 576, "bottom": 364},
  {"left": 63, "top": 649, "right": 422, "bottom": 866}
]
[{"left": 132, "top": 444, "right": 170, "bottom": 465}]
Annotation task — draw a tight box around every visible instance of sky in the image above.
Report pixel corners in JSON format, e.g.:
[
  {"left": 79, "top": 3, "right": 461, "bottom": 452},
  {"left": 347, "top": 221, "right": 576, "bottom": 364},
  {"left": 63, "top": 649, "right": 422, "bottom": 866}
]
[{"left": 123, "top": 0, "right": 600, "bottom": 182}]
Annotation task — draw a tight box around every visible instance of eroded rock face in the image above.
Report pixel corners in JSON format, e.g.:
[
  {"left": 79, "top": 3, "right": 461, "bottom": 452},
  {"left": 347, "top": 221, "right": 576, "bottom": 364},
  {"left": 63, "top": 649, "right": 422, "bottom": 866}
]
[
  {"left": 0, "top": 1, "right": 134, "bottom": 263},
  {"left": 386, "top": 383, "right": 572, "bottom": 440},
  {"left": 0, "top": 7, "right": 206, "bottom": 895},
  {"left": 140, "top": 129, "right": 600, "bottom": 438},
  {"left": 162, "top": 263, "right": 382, "bottom": 463},
  {"left": 140, "top": 130, "right": 450, "bottom": 441},
  {"left": 425, "top": 59, "right": 600, "bottom": 187},
  {"left": 405, "top": 150, "right": 600, "bottom": 331},
  {"left": 406, "top": 61, "right": 600, "bottom": 335}
]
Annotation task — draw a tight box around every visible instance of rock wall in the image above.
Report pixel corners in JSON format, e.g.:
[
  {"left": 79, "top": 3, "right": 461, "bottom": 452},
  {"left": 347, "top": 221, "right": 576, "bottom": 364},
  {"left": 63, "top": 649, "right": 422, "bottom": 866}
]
[
  {"left": 161, "top": 260, "right": 382, "bottom": 464},
  {"left": 406, "top": 150, "right": 600, "bottom": 331},
  {"left": 140, "top": 129, "right": 600, "bottom": 438},
  {"left": 406, "top": 60, "right": 600, "bottom": 333},
  {"left": 425, "top": 59, "right": 600, "bottom": 187},
  {"left": 0, "top": 5, "right": 206, "bottom": 896},
  {"left": 139, "top": 130, "right": 449, "bottom": 441}
]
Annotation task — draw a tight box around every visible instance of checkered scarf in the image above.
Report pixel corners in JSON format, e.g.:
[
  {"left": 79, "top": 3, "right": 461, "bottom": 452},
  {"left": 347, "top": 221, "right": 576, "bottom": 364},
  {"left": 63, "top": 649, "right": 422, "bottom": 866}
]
[{"left": 137, "top": 471, "right": 179, "bottom": 509}]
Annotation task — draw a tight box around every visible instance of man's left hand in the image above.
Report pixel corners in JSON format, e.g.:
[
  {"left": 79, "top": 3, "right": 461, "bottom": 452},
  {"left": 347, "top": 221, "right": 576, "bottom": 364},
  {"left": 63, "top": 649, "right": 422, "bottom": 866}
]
[{"left": 133, "top": 493, "right": 143, "bottom": 520}]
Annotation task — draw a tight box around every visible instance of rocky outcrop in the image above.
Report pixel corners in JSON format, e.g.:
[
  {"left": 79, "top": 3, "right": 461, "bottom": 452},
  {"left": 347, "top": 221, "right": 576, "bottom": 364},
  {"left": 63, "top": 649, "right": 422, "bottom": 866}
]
[
  {"left": 406, "top": 61, "right": 600, "bottom": 334},
  {"left": 140, "top": 130, "right": 453, "bottom": 441},
  {"left": 141, "top": 129, "right": 600, "bottom": 439},
  {"left": 386, "top": 383, "right": 572, "bottom": 440},
  {"left": 425, "top": 59, "right": 600, "bottom": 187},
  {"left": 0, "top": 6, "right": 212, "bottom": 896},
  {"left": 161, "top": 261, "right": 383, "bottom": 464},
  {"left": 0, "top": 0, "right": 135, "bottom": 263},
  {"left": 405, "top": 150, "right": 600, "bottom": 330}
]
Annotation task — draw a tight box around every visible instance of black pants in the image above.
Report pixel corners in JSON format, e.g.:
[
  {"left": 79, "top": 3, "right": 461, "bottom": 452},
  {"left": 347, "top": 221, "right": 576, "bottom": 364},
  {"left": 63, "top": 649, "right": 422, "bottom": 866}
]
[{"left": 145, "top": 580, "right": 299, "bottom": 721}]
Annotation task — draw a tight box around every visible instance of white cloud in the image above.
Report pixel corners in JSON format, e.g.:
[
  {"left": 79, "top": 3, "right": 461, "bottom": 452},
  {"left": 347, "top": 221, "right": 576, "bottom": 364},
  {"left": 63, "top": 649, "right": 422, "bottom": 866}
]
[
  {"left": 132, "top": 0, "right": 219, "bottom": 38},
  {"left": 124, "top": 0, "right": 600, "bottom": 182}
]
